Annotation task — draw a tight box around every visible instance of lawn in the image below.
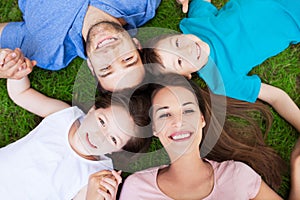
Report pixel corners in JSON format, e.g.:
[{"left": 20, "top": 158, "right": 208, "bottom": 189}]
[{"left": 0, "top": 0, "right": 299, "bottom": 198}]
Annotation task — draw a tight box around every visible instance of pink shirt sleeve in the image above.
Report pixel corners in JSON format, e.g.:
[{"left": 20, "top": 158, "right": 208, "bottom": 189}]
[
  {"left": 233, "top": 161, "right": 262, "bottom": 198},
  {"left": 207, "top": 160, "right": 262, "bottom": 200}
]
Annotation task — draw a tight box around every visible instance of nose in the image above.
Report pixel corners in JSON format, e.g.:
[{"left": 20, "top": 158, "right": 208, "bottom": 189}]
[{"left": 171, "top": 114, "right": 183, "bottom": 128}]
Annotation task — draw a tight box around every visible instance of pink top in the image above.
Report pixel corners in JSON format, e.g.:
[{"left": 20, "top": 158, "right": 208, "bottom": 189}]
[{"left": 119, "top": 160, "right": 261, "bottom": 200}]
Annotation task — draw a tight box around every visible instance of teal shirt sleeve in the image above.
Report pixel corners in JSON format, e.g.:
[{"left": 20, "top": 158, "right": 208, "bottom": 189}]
[{"left": 198, "top": 58, "right": 261, "bottom": 103}]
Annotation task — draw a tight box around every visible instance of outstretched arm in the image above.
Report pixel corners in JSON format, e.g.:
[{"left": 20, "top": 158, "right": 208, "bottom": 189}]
[
  {"left": 258, "top": 83, "right": 300, "bottom": 132},
  {"left": 289, "top": 138, "right": 300, "bottom": 200},
  {"left": 252, "top": 180, "right": 283, "bottom": 200},
  {"left": 7, "top": 57, "right": 69, "bottom": 117}
]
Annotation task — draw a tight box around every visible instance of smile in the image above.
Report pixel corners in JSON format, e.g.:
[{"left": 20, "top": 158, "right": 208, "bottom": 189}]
[
  {"left": 169, "top": 131, "right": 192, "bottom": 141},
  {"left": 86, "top": 133, "right": 98, "bottom": 149},
  {"left": 97, "top": 36, "right": 117, "bottom": 49}
]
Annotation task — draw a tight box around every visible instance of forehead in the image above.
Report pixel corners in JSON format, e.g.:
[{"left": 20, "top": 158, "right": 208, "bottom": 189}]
[
  {"left": 153, "top": 86, "right": 197, "bottom": 106},
  {"left": 99, "top": 105, "right": 135, "bottom": 134},
  {"left": 156, "top": 35, "right": 177, "bottom": 47}
]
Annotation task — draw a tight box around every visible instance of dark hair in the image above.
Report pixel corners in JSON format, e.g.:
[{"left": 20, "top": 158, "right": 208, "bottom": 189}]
[{"left": 149, "top": 73, "right": 286, "bottom": 190}]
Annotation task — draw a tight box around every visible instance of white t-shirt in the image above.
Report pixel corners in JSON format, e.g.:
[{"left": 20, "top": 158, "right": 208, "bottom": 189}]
[
  {"left": 119, "top": 160, "right": 261, "bottom": 200},
  {"left": 0, "top": 107, "right": 113, "bottom": 200}
]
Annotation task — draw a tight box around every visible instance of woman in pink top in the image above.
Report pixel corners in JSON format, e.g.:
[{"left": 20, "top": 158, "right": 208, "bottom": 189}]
[{"left": 119, "top": 73, "right": 287, "bottom": 199}]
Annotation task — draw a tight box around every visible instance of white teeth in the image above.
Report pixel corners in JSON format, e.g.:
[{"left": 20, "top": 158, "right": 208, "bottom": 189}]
[
  {"left": 171, "top": 133, "right": 191, "bottom": 140},
  {"left": 97, "top": 38, "right": 116, "bottom": 48}
]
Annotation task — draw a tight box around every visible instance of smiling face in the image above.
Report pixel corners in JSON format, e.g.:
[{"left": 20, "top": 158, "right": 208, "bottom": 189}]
[
  {"left": 154, "top": 34, "right": 210, "bottom": 78},
  {"left": 72, "top": 105, "right": 134, "bottom": 156},
  {"left": 86, "top": 21, "right": 144, "bottom": 92},
  {"left": 152, "top": 86, "right": 206, "bottom": 159}
]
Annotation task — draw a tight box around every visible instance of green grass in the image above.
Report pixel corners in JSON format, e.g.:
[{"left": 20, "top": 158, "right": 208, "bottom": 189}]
[{"left": 0, "top": 0, "right": 299, "bottom": 198}]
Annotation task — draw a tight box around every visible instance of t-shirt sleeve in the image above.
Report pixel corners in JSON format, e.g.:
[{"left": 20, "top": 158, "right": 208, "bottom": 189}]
[
  {"left": 225, "top": 74, "right": 261, "bottom": 103},
  {"left": 188, "top": 0, "right": 218, "bottom": 18},
  {"left": 234, "top": 161, "right": 262, "bottom": 199}
]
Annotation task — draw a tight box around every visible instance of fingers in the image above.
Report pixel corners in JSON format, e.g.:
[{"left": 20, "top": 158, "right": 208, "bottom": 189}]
[
  {"left": 86, "top": 170, "right": 121, "bottom": 200},
  {"left": 0, "top": 48, "right": 36, "bottom": 79},
  {"left": 176, "top": 0, "right": 189, "bottom": 13},
  {"left": 0, "top": 48, "right": 13, "bottom": 66},
  {"left": 100, "top": 177, "right": 118, "bottom": 198},
  {"left": 111, "top": 170, "right": 122, "bottom": 185}
]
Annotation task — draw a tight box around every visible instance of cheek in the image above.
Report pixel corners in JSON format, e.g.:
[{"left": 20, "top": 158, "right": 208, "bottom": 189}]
[{"left": 153, "top": 119, "right": 169, "bottom": 134}]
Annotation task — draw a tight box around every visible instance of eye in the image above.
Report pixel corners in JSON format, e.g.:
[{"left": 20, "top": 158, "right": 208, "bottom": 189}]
[
  {"left": 123, "top": 56, "right": 133, "bottom": 62},
  {"left": 100, "top": 66, "right": 110, "bottom": 72},
  {"left": 175, "top": 38, "right": 180, "bottom": 47},
  {"left": 178, "top": 57, "right": 182, "bottom": 66},
  {"left": 99, "top": 117, "right": 106, "bottom": 127},
  {"left": 159, "top": 113, "right": 171, "bottom": 119},
  {"left": 183, "top": 109, "right": 195, "bottom": 114},
  {"left": 110, "top": 136, "right": 117, "bottom": 145}
]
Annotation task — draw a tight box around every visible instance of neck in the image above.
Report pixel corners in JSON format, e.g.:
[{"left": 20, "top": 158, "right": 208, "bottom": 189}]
[
  {"left": 168, "top": 150, "right": 212, "bottom": 182},
  {"left": 157, "top": 149, "right": 214, "bottom": 199},
  {"left": 82, "top": 5, "right": 125, "bottom": 41}
]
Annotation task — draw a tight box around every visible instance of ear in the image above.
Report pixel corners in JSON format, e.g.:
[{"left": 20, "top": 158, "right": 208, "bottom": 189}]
[
  {"left": 132, "top": 38, "right": 142, "bottom": 50},
  {"left": 87, "top": 59, "right": 95, "bottom": 76},
  {"left": 201, "top": 115, "right": 206, "bottom": 128},
  {"left": 187, "top": 73, "right": 192, "bottom": 79},
  {"left": 152, "top": 125, "right": 159, "bottom": 137}
]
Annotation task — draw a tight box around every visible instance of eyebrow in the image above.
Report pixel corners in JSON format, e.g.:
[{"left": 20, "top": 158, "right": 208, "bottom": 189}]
[
  {"left": 155, "top": 106, "right": 169, "bottom": 114},
  {"left": 183, "top": 102, "right": 194, "bottom": 106},
  {"left": 155, "top": 102, "right": 195, "bottom": 112}
]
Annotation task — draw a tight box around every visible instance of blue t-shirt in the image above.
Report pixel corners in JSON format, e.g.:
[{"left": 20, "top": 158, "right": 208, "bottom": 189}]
[
  {"left": 1, "top": 0, "right": 161, "bottom": 70},
  {"left": 180, "top": 0, "right": 300, "bottom": 102}
]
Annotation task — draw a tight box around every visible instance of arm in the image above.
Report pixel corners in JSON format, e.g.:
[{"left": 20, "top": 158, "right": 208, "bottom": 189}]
[
  {"left": 7, "top": 58, "right": 70, "bottom": 117},
  {"left": 289, "top": 138, "right": 300, "bottom": 200},
  {"left": 251, "top": 180, "right": 283, "bottom": 200},
  {"left": 258, "top": 83, "right": 300, "bottom": 132}
]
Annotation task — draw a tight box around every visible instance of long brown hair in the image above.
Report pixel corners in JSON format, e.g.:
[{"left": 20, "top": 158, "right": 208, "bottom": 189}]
[{"left": 149, "top": 73, "right": 286, "bottom": 190}]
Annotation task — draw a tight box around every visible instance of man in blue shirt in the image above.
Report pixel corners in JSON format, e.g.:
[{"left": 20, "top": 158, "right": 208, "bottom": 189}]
[{"left": 0, "top": 0, "right": 161, "bottom": 91}]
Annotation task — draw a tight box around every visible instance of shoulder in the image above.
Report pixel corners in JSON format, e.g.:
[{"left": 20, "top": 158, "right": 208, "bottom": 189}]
[
  {"left": 123, "top": 166, "right": 160, "bottom": 186},
  {"left": 210, "top": 160, "right": 259, "bottom": 178},
  {"left": 120, "top": 166, "right": 162, "bottom": 199},
  {"left": 209, "top": 160, "right": 261, "bottom": 197}
]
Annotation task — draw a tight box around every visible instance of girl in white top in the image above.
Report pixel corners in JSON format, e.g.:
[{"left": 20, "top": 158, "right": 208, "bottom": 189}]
[{"left": 3, "top": 52, "right": 151, "bottom": 200}]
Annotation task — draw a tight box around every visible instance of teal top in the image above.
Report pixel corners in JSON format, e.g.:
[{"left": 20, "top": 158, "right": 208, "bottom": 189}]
[{"left": 180, "top": 0, "right": 300, "bottom": 102}]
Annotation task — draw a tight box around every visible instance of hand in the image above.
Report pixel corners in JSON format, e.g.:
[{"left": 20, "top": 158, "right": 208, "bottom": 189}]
[
  {"left": 86, "top": 170, "right": 122, "bottom": 200},
  {"left": 0, "top": 48, "right": 36, "bottom": 79},
  {"left": 176, "top": 0, "right": 189, "bottom": 13}
]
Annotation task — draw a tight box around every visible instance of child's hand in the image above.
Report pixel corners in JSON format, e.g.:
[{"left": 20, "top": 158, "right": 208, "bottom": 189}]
[
  {"left": 86, "top": 170, "right": 122, "bottom": 200},
  {"left": 0, "top": 48, "right": 36, "bottom": 79},
  {"left": 176, "top": 0, "right": 189, "bottom": 13}
]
